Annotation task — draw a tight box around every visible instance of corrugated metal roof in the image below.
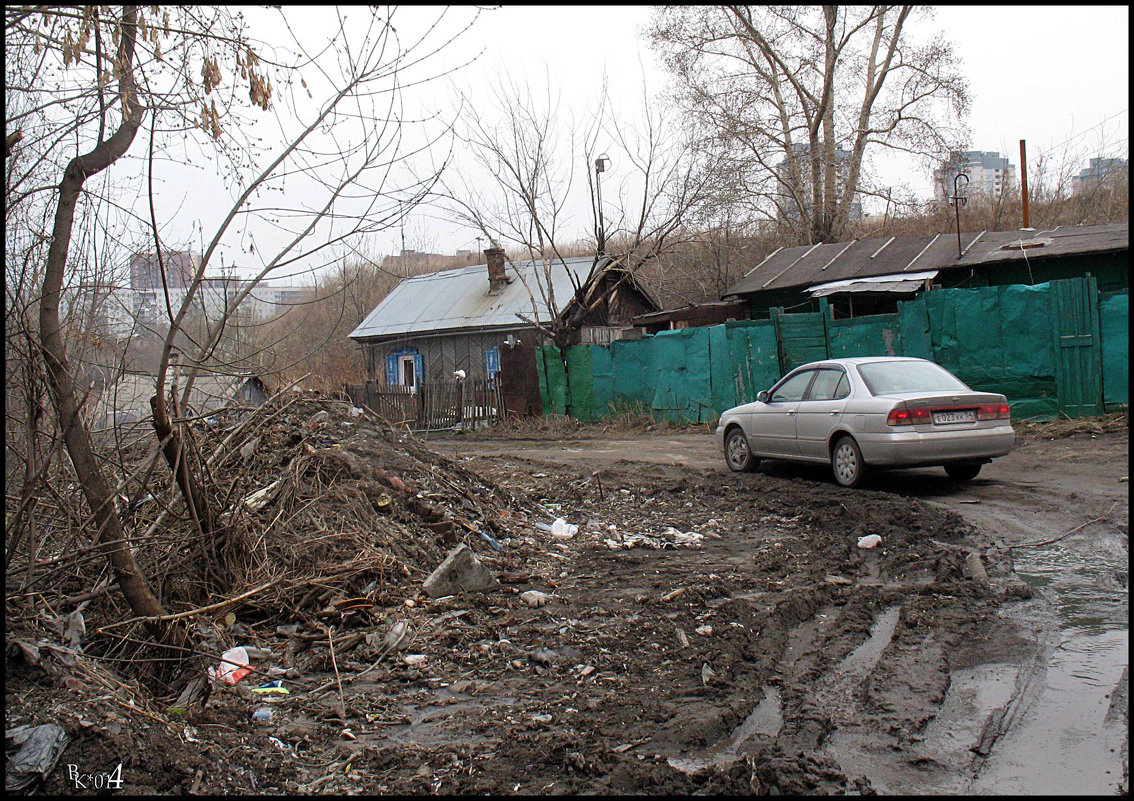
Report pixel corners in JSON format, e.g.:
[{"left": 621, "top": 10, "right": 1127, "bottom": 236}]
[
  {"left": 725, "top": 222, "right": 1128, "bottom": 297},
  {"left": 349, "top": 256, "right": 605, "bottom": 341}
]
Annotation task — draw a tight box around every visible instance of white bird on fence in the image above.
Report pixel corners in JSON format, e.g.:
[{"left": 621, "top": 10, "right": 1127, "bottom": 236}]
[{"left": 453, "top": 369, "right": 466, "bottom": 380}]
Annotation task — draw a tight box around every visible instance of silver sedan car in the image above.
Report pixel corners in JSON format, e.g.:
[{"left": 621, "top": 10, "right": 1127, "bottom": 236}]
[{"left": 715, "top": 357, "right": 1015, "bottom": 487}]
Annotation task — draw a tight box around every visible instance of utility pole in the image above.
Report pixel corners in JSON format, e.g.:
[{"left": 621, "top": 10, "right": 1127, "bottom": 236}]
[
  {"left": 400, "top": 206, "right": 407, "bottom": 278},
  {"left": 594, "top": 155, "right": 609, "bottom": 254}
]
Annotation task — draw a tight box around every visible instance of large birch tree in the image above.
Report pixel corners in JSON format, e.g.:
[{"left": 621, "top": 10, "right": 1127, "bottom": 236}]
[{"left": 649, "top": 5, "right": 970, "bottom": 244}]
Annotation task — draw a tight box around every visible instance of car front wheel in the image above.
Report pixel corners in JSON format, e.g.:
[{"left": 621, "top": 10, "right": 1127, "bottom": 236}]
[
  {"left": 725, "top": 427, "right": 759, "bottom": 473},
  {"left": 945, "top": 461, "right": 983, "bottom": 481},
  {"left": 832, "top": 435, "right": 868, "bottom": 488}
]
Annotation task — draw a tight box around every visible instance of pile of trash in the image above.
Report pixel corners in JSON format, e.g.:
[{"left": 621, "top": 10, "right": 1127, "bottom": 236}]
[
  {"left": 123, "top": 394, "right": 548, "bottom": 621},
  {"left": 535, "top": 516, "right": 716, "bottom": 551}
]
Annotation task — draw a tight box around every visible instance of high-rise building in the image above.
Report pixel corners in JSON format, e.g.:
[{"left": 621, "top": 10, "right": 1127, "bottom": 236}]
[
  {"left": 1072, "top": 156, "right": 1128, "bottom": 194},
  {"left": 933, "top": 151, "right": 1016, "bottom": 203},
  {"left": 130, "top": 250, "right": 198, "bottom": 290},
  {"left": 775, "top": 143, "right": 863, "bottom": 223}
]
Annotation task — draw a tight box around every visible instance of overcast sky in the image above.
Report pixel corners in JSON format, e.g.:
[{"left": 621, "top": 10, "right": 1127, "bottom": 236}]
[
  {"left": 405, "top": 4, "right": 1131, "bottom": 256},
  {"left": 141, "top": 5, "right": 1129, "bottom": 279}
]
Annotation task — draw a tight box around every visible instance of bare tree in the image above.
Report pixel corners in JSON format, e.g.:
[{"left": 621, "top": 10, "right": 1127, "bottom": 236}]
[
  {"left": 438, "top": 71, "right": 709, "bottom": 348},
  {"left": 649, "top": 5, "right": 971, "bottom": 245},
  {"left": 6, "top": 6, "right": 482, "bottom": 636}
]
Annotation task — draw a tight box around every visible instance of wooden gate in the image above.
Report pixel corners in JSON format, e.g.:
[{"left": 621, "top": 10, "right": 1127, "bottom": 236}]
[
  {"left": 1051, "top": 276, "right": 1104, "bottom": 418},
  {"left": 497, "top": 345, "right": 543, "bottom": 417},
  {"left": 772, "top": 298, "right": 831, "bottom": 374}
]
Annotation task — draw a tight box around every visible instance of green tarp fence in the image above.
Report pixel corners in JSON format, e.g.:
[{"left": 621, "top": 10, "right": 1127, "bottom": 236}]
[
  {"left": 1100, "top": 292, "right": 1129, "bottom": 409},
  {"left": 922, "top": 283, "right": 1058, "bottom": 420},
  {"left": 534, "top": 280, "right": 1128, "bottom": 423}
]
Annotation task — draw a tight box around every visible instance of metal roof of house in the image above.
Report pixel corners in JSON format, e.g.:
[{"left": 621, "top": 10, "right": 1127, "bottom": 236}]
[
  {"left": 725, "top": 222, "right": 1128, "bottom": 298},
  {"left": 348, "top": 255, "right": 610, "bottom": 341}
]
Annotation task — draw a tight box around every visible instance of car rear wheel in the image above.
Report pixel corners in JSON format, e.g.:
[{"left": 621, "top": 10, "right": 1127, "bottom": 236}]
[
  {"left": 945, "top": 462, "right": 983, "bottom": 482},
  {"left": 831, "top": 435, "right": 867, "bottom": 488},
  {"left": 725, "top": 427, "right": 759, "bottom": 473}
]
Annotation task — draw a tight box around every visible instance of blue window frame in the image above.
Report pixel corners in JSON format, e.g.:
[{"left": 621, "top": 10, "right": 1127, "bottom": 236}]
[
  {"left": 385, "top": 347, "right": 423, "bottom": 387},
  {"left": 486, "top": 346, "right": 500, "bottom": 379}
]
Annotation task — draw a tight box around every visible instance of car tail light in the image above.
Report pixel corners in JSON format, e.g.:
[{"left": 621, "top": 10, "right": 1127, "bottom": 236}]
[
  {"left": 977, "top": 403, "right": 1011, "bottom": 421},
  {"left": 886, "top": 404, "right": 930, "bottom": 425},
  {"left": 886, "top": 405, "right": 911, "bottom": 425}
]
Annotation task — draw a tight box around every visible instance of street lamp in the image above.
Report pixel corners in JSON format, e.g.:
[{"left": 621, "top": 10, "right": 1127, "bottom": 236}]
[
  {"left": 595, "top": 154, "right": 609, "bottom": 253},
  {"left": 951, "top": 172, "right": 969, "bottom": 259}
]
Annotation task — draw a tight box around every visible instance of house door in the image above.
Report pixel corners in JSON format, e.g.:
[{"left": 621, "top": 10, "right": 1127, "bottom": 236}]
[{"left": 1051, "top": 276, "right": 1103, "bottom": 418}]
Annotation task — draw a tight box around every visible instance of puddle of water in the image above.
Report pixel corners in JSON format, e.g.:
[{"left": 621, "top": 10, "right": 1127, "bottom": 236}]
[
  {"left": 741, "top": 685, "right": 783, "bottom": 739},
  {"left": 667, "top": 685, "right": 782, "bottom": 775},
  {"left": 369, "top": 696, "right": 517, "bottom": 747},
  {"left": 970, "top": 534, "right": 1128, "bottom": 795},
  {"left": 971, "top": 626, "right": 1127, "bottom": 794},
  {"left": 846, "top": 663, "right": 1026, "bottom": 794}
]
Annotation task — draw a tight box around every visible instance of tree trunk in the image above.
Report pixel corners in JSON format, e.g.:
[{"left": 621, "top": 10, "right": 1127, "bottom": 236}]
[{"left": 37, "top": 5, "right": 174, "bottom": 641}]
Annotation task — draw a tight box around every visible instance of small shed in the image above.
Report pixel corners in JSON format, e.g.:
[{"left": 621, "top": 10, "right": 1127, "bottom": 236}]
[
  {"left": 90, "top": 371, "right": 269, "bottom": 429},
  {"left": 632, "top": 300, "right": 749, "bottom": 335},
  {"left": 348, "top": 250, "right": 659, "bottom": 386},
  {"left": 725, "top": 222, "right": 1128, "bottom": 318}
]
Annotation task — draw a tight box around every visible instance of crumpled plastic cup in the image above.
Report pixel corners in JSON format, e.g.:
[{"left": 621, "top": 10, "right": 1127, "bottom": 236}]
[{"left": 550, "top": 518, "right": 578, "bottom": 540}]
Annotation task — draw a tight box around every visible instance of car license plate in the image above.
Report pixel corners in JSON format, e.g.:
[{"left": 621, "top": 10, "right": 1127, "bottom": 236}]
[{"left": 933, "top": 410, "right": 975, "bottom": 425}]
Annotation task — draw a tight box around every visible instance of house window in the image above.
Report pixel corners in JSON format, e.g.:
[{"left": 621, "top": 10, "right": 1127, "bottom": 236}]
[
  {"left": 399, "top": 355, "right": 417, "bottom": 388},
  {"left": 385, "top": 347, "right": 423, "bottom": 389}
]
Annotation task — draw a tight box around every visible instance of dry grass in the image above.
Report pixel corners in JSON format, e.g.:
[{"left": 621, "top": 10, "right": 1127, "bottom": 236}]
[{"left": 1013, "top": 410, "right": 1128, "bottom": 439}]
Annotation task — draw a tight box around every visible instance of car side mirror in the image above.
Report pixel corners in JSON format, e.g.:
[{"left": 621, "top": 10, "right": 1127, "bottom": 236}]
[{"left": 756, "top": 390, "right": 769, "bottom": 403}]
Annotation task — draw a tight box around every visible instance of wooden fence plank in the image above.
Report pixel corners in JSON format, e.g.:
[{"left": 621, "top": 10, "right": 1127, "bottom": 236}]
[{"left": 345, "top": 380, "right": 502, "bottom": 431}]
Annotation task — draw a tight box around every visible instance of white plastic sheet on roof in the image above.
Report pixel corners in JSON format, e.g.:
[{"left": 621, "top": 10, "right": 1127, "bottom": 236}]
[{"left": 807, "top": 269, "right": 939, "bottom": 297}]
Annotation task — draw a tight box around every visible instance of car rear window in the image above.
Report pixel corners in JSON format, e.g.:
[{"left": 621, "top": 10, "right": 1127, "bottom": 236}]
[{"left": 856, "top": 361, "right": 969, "bottom": 395}]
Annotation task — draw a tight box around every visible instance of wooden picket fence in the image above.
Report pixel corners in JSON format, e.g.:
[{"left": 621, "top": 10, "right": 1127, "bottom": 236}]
[{"left": 345, "top": 379, "right": 503, "bottom": 431}]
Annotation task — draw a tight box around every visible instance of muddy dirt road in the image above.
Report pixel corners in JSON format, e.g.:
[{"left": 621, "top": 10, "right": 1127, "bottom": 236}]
[
  {"left": 433, "top": 424, "right": 1129, "bottom": 794},
  {"left": 18, "top": 420, "right": 1125, "bottom": 795}
]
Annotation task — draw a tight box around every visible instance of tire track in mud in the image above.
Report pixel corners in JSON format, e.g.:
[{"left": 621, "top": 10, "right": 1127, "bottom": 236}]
[{"left": 443, "top": 454, "right": 1025, "bottom": 794}]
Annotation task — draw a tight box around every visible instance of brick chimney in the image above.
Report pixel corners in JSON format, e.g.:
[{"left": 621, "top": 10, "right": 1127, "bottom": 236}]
[{"left": 484, "top": 247, "right": 509, "bottom": 294}]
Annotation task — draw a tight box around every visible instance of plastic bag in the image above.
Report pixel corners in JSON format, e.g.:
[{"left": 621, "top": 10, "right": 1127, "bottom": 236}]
[{"left": 208, "top": 646, "right": 253, "bottom": 686}]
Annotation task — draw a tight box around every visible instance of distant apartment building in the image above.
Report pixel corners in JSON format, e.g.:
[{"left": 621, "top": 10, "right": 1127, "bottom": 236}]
[
  {"left": 1072, "top": 156, "right": 1128, "bottom": 194},
  {"left": 129, "top": 275, "right": 250, "bottom": 328},
  {"left": 775, "top": 143, "right": 863, "bottom": 223},
  {"left": 130, "top": 250, "right": 198, "bottom": 290},
  {"left": 110, "top": 250, "right": 316, "bottom": 332},
  {"left": 246, "top": 284, "right": 316, "bottom": 317},
  {"left": 933, "top": 151, "right": 1016, "bottom": 202}
]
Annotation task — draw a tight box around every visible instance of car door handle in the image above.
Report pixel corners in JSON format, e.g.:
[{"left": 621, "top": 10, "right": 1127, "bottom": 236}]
[
  {"left": 785, "top": 410, "right": 796, "bottom": 416},
  {"left": 830, "top": 411, "right": 839, "bottom": 416}
]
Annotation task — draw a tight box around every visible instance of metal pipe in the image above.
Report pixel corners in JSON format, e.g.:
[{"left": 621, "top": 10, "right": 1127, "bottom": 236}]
[{"left": 1019, "top": 139, "right": 1031, "bottom": 229}]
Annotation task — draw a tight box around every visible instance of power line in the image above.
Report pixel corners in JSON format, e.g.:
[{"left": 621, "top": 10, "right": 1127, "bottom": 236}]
[{"left": 1034, "top": 108, "right": 1129, "bottom": 161}]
